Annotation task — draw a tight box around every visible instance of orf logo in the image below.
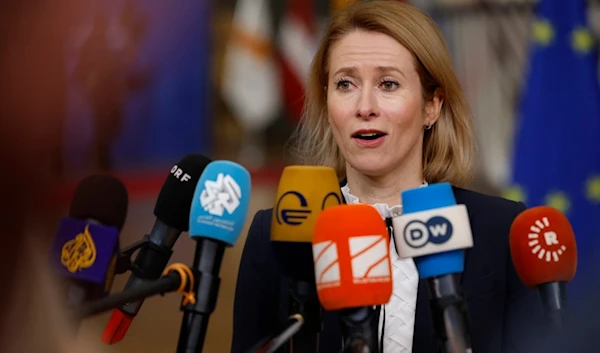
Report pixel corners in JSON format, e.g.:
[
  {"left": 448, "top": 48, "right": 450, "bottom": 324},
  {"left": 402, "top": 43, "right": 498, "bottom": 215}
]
[
  {"left": 404, "top": 216, "right": 453, "bottom": 249},
  {"left": 275, "top": 191, "right": 311, "bottom": 225}
]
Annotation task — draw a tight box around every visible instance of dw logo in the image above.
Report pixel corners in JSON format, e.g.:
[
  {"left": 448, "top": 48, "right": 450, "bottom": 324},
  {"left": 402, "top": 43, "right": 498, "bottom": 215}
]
[
  {"left": 404, "top": 216, "right": 453, "bottom": 249},
  {"left": 200, "top": 173, "right": 242, "bottom": 216}
]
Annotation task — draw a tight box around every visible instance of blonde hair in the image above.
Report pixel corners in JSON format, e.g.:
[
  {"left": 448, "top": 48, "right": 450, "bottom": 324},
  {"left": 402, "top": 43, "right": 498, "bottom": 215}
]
[{"left": 288, "top": 0, "right": 476, "bottom": 186}]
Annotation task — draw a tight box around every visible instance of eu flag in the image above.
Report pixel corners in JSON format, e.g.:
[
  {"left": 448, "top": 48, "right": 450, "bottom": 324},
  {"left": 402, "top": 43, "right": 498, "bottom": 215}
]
[{"left": 507, "top": 0, "right": 600, "bottom": 297}]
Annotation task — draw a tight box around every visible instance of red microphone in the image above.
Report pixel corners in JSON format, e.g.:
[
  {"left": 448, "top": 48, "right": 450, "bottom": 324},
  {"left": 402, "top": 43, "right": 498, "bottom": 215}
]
[
  {"left": 313, "top": 204, "right": 392, "bottom": 353},
  {"left": 509, "top": 206, "right": 577, "bottom": 329}
]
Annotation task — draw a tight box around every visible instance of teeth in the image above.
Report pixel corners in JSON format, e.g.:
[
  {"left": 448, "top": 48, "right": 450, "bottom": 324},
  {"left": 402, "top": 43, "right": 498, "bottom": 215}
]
[{"left": 360, "top": 133, "right": 378, "bottom": 137}]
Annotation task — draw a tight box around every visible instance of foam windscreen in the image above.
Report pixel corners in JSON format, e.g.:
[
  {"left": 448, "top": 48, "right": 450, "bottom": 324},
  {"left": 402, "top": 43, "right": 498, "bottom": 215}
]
[
  {"left": 509, "top": 206, "right": 577, "bottom": 288},
  {"left": 270, "top": 166, "right": 342, "bottom": 281},
  {"left": 312, "top": 204, "right": 392, "bottom": 310},
  {"left": 189, "top": 160, "right": 251, "bottom": 246},
  {"left": 69, "top": 174, "right": 128, "bottom": 230},
  {"left": 153, "top": 154, "right": 211, "bottom": 231}
]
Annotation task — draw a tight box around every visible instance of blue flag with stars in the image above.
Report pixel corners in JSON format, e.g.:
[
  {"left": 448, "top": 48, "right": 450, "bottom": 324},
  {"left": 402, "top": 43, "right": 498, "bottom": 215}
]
[{"left": 507, "top": 0, "right": 600, "bottom": 296}]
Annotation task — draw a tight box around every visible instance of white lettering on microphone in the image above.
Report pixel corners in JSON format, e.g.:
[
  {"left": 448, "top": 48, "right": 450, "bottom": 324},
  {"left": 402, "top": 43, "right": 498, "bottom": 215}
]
[
  {"left": 170, "top": 165, "right": 192, "bottom": 182},
  {"left": 429, "top": 223, "right": 448, "bottom": 237},
  {"left": 544, "top": 231, "right": 559, "bottom": 246}
]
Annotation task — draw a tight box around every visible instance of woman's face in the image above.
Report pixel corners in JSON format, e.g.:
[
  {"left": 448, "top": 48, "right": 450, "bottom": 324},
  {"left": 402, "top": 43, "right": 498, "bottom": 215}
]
[{"left": 327, "top": 30, "right": 442, "bottom": 178}]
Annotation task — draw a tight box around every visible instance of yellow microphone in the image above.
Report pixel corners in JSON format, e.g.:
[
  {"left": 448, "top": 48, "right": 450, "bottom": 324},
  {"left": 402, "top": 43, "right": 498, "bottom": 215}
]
[
  {"left": 270, "top": 165, "right": 342, "bottom": 353},
  {"left": 272, "top": 165, "right": 343, "bottom": 243}
]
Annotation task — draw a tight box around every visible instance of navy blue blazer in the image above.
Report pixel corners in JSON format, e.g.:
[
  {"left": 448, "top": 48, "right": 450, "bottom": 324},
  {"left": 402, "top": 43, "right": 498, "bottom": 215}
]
[{"left": 231, "top": 186, "right": 549, "bottom": 353}]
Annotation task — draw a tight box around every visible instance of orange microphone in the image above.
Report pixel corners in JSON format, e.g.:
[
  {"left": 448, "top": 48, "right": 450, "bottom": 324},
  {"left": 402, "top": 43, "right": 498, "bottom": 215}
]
[
  {"left": 509, "top": 206, "right": 577, "bottom": 329},
  {"left": 313, "top": 204, "right": 392, "bottom": 353}
]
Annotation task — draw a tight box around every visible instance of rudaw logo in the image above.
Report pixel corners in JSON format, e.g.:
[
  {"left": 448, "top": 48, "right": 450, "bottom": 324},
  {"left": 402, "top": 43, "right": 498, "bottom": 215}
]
[
  {"left": 313, "top": 240, "right": 340, "bottom": 289},
  {"left": 200, "top": 173, "right": 242, "bottom": 217},
  {"left": 527, "top": 216, "right": 568, "bottom": 263},
  {"left": 349, "top": 235, "right": 390, "bottom": 284}
]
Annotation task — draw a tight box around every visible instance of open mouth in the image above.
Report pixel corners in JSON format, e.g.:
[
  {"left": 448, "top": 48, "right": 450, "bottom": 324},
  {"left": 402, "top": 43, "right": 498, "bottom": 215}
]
[{"left": 351, "top": 131, "right": 387, "bottom": 140}]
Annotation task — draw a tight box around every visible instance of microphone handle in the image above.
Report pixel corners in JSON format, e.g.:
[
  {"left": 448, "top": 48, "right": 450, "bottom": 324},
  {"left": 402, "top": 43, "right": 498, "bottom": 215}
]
[
  {"left": 538, "top": 281, "right": 568, "bottom": 331},
  {"left": 246, "top": 314, "right": 304, "bottom": 353},
  {"left": 288, "top": 280, "right": 321, "bottom": 353},
  {"left": 341, "top": 337, "right": 371, "bottom": 353},
  {"left": 428, "top": 274, "right": 473, "bottom": 353},
  {"left": 177, "top": 237, "right": 225, "bottom": 353},
  {"left": 118, "top": 220, "right": 182, "bottom": 317},
  {"left": 340, "top": 306, "right": 380, "bottom": 353},
  {"left": 77, "top": 271, "right": 182, "bottom": 319}
]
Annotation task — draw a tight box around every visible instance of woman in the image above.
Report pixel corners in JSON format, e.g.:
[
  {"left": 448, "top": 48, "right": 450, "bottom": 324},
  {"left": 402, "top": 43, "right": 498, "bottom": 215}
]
[{"left": 232, "top": 1, "right": 547, "bottom": 352}]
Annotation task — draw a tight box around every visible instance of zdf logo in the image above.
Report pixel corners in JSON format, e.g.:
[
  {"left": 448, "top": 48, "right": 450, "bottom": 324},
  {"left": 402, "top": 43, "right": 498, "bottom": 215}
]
[{"left": 404, "top": 216, "right": 453, "bottom": 249}]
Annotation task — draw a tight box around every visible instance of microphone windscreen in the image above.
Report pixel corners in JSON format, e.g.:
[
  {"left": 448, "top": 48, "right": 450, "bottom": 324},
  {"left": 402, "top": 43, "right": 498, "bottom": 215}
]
[
  {"left": 271, "top": 166, "right": 342, "bottom": 242},
  {"left": 50, "top": 218, "right": 120, "bottom": 290},
  {"left": 153, "top": 154, "right": 211, "bottom": 231},
  {"left": 69, "top": 174, "right": 128, "bottom": 231},
  {"left": 270, "top": 166, "right": 343, "bottom": 281},
  {"left": 396, "top": 182, "right": 469, "bottom": 278},
  {"left": 509, "top": 206, "right": 577, "bottom": 288},
  {"left": 189, "top": 160, "right": 251, "bottom": 246},
  {"left": 313, "top": 204, "right": 392, "bottom": 310}
]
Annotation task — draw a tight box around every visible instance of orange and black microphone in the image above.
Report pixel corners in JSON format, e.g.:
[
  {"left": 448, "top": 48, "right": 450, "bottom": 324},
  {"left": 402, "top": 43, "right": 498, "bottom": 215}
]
[
  {"left": 313, "top": 204, "right": 392, "bottom": 353},
  {"left": 509, "top": 206, "right": 577, "bottom": 330}
]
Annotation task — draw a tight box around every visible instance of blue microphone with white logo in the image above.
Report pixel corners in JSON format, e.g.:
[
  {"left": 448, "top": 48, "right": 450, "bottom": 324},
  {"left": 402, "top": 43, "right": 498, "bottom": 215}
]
[
  {"left": 392, "top": 182, "right": 474, "bottom": 353},
  {"left": 177, "top": 160, "right": 251, "bottom": 353}
]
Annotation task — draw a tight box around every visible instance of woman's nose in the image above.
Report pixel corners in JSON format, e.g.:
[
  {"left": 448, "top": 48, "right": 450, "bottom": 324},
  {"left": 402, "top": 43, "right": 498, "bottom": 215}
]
[{"left": 355, "top": 88, "right": 380, "bottom": 120}]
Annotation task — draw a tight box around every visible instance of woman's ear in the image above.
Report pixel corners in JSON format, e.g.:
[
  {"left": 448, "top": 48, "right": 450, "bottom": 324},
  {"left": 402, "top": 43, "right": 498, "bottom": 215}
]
[{"left": 424, "top": 88, "right": 444, "bottom": 126}]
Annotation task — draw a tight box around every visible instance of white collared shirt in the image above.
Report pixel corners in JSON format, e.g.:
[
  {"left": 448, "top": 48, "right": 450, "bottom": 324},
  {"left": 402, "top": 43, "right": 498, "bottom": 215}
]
[{"left": 340, "top": 182, "right": 427, "bottom": 352}]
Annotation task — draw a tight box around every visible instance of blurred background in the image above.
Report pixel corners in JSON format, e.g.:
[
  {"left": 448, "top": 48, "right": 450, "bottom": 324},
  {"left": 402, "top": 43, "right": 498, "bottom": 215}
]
[{"left": 3, "top": 0, "right": 599, "bottom": 352}]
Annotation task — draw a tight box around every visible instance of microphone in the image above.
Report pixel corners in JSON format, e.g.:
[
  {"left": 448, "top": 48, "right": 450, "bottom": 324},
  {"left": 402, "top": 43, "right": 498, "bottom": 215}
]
[
  {"left": 270, "top": 165, "right": 343, "bottom": 353},
  {"left": 392, "top": 182, "right": 474, "bottom": 353},
  {"left": 177, "top": 160, "right": 251, "bottom": 353},
  {"left": 48, "top": 174, "right": 128, "bottom": 329},
  {"left": 509, "top": 206, "right": 577, "bottom": 330},
  {"left": 102, "top": 153, "right": 211, "bottom": 344},
  {"left": 312, "top": 204, "right": 392, "bottom": 353}
]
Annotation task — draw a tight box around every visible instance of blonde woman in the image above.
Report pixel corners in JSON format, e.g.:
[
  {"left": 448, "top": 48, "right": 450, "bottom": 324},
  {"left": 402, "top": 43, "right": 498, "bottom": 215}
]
[{"left": 233, "top": 1, "right": 546, "bottom": 352}]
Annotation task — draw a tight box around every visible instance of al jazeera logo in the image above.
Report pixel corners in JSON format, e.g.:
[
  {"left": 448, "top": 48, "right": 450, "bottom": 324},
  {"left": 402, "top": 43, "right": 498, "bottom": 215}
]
[{"left": 61, "top": 224, "right": 97, "bottom": 273}]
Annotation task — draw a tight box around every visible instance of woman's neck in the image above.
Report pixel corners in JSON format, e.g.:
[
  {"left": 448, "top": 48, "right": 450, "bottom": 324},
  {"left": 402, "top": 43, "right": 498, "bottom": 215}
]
[{"left": 345, "top": 162, "right": 424, "bottom": 208}]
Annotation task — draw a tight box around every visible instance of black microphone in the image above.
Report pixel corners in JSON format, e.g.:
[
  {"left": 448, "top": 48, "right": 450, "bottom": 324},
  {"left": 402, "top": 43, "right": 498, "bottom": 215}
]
[
  {"left": 48, "top": 174, "right": 128, "bottom": 330},
  {"left": 102, "top": 153, "right": 211, "bottom": 344},
  {"left": 177, "top": 160, "right": 251, "bottom": 353}
]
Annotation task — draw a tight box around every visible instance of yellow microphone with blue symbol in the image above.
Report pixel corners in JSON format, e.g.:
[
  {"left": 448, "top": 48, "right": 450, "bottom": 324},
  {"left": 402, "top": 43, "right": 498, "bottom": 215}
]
[{"left": 269, "top": 165, "right": 342, "bottom": 353}]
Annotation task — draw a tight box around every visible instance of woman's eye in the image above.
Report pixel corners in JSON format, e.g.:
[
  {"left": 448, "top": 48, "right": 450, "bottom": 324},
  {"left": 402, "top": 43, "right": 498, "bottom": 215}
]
[
  {"left": 381, "top": 80, "right": 399, "bottom": 91},
  {"left": 336, "top": 80, "right": 351, "bottom": 90}
]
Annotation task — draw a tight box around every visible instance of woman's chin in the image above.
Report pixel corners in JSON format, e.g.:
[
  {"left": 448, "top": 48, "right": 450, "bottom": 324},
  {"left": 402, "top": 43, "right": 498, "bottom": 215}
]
[{"left": 347, "top": 162, "right": 392, "bottom": 178}]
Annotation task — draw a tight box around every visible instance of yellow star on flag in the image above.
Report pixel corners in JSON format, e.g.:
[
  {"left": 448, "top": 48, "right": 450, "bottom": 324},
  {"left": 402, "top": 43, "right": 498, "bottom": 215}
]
[
  {"left": 545, "top": 191, "right": 571, "bottom": 213},
  {"left": 532, "top": 18, "right": 554, "bottom": 46},
  {"left": 503, "top": 185, "right": 526, "bottom": 203},
  {"left": 572, "top": 27, "right": 595, "bottom": 54},
  {"left": 585, "top": 175, "right": 600, "bottom": 203}
]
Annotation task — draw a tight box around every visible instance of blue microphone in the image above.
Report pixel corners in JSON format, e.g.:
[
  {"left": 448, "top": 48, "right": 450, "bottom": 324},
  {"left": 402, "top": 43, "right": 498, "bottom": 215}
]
[
  {"left": 392, "top": 182, "right": 474, "bottom": 353},
  {"left": 177, "top": 160, "right": 251, "bottom": 353}
]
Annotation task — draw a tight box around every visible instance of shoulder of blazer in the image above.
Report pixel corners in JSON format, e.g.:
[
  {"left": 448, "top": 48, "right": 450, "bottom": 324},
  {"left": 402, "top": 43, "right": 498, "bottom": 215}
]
[
  {"left": 451, "top": 185, "right": 526, "bottom": 220},
  {"left": 451, "top": 185, "right": 527, "bottom": 257}
]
